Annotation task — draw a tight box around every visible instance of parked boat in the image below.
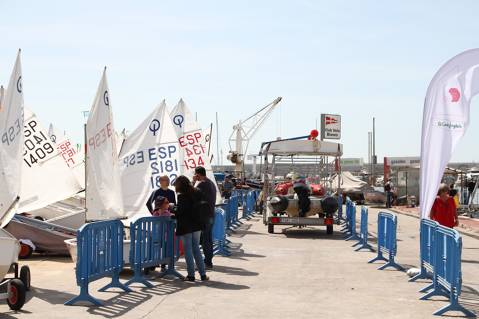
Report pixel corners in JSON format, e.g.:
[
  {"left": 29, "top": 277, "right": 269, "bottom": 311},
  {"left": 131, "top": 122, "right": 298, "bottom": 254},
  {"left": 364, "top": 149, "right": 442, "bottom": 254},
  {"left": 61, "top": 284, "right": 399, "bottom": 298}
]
[{"left": 5, "top": 215, "right": 76, "bottom": 256}]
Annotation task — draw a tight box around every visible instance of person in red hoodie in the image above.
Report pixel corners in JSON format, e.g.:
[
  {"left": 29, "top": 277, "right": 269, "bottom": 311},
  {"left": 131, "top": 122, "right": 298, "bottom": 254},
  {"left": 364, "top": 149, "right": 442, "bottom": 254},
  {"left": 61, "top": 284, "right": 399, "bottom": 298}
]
[{"left": 429, "top": 183, "right": 459, "bottom": 228}]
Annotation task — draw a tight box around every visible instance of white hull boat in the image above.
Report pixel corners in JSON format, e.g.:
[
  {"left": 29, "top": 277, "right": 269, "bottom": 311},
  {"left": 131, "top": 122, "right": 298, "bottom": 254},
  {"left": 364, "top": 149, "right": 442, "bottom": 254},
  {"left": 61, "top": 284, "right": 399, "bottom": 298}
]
[
  {"left": 0, "top": 229, "right": 20, "bottom": 280},
  {"left": 65, "top": 238, "right": 130, "bottom": 265}
]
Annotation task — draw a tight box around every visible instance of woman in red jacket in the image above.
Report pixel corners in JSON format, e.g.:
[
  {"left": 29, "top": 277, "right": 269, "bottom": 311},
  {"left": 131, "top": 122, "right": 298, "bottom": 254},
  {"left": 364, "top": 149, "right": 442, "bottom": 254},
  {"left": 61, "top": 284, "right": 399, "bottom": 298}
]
[{"left": 429, "top": 183, "right": 459, "bottom": 228}]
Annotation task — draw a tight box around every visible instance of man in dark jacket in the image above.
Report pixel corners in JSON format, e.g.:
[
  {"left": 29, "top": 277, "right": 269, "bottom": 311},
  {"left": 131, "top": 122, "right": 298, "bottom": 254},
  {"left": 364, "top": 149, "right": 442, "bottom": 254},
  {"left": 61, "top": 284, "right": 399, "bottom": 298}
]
[
  {"left": 146, "top": 175, "right": 176, "bottom": 213},
  {"left": 194, "top": 166, "right": 217, "bottom": 269}
]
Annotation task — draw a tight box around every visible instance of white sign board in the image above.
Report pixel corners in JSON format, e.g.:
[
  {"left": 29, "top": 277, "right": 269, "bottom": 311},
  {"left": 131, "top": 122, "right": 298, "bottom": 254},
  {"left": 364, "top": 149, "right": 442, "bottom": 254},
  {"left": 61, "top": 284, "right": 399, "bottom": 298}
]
[
  {"left": 385, "top": 156, "right": 420, "bottom": 167},
  {"left": 321, "top": 114, "right": 341, "bottom": 139},
  {"left": 340, "top": 158, "right": 363, "bottom": 166}
]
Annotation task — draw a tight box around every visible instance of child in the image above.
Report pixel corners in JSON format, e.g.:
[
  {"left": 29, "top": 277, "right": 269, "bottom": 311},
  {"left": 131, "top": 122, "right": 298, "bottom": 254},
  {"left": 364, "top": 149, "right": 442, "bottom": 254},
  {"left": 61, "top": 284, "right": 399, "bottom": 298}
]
[
  {"left": 150, "top": 196, "right": 173, "bottom": 272},
  {"left": 151, "top": 196, "right": 173, "bottom": 217}
]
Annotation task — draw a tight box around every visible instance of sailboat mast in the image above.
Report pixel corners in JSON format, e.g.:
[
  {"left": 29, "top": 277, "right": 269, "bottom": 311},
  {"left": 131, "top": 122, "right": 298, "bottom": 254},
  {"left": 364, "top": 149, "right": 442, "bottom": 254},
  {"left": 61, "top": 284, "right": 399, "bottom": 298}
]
[{"left": 83, "top": 122, "right": 87, "bottom": 211}]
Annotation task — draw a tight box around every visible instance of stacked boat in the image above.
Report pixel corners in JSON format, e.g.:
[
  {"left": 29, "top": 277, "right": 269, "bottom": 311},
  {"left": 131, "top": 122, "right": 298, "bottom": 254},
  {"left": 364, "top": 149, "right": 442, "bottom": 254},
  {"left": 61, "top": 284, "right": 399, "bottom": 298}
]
[{"left": 0, "top": 51, "right": 31, "bottom": 311}]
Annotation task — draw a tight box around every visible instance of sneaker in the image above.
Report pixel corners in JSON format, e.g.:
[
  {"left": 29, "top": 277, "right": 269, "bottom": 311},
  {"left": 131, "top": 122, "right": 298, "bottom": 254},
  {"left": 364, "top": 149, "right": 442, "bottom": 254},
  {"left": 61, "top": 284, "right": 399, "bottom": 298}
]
[
  {"left": 201, "top": 275, "right": 210, "bottom": 281},
  {"left": 182, "top": 276, "right": 195, "bottom": 282}
]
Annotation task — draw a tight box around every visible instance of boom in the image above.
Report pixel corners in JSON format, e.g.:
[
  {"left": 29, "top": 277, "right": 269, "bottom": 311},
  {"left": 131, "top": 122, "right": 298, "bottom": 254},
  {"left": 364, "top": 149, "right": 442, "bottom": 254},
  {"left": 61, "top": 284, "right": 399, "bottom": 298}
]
[{"left": 228, "top": 97, "right": 282, "bottom": 176}]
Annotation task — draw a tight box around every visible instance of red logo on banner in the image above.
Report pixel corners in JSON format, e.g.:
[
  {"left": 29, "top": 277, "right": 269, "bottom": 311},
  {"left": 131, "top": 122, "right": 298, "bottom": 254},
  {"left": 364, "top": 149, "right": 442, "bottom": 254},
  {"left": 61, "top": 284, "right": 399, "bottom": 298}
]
[
  {"left": 325, "top": 116, "right": 338, "bottom": 125},
  {"left": 448, "top": 88, "right": 460, "bottom": 102}
]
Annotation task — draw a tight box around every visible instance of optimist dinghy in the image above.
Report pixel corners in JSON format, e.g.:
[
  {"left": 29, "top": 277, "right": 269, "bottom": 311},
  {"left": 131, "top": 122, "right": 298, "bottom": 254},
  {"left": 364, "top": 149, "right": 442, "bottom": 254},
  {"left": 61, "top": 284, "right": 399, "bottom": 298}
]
[
  {"left": 0, "top": 50, "right": 31, "bottom": 311},
  {"left": 64, "top": 69, "right": 128, "bottom": 263},
  {"left": 0, "top": 228, "right": 20, "bottom": 281}
]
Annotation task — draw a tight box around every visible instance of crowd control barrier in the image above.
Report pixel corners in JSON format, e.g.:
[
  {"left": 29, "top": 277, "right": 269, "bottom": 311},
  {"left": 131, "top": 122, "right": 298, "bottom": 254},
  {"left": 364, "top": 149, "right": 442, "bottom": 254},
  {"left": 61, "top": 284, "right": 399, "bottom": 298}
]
[
  {"left": 345, "top": 203, "right": 359, "bottom": 241},
  {"left": 65, "top": 220, "right": 131, "bottom": 306},
  {"left": 213, "top": 207, "right": 231, "bottom": 256},
  {"left": 337, "top": 195, "right": 344, "bottom": 223},
  {"left": 242, "top": 190, "right": 259, "bottom": 219},
  {"left": 409, "top": 219, "right": 438, "bottom": 283},
  {"left": 353, "top": 206, "right": 373, "bottom": 251},
  {"left": 228, "top": 195, "right": 241, "bottom": 229},
  {"left": 126, "top": 217, "right": 183, "bottom": 288},
  {"left": 419, "top": 226, "right": 475, "bottom": 317},
  {"left": 341, "top": 198, "right": 353, "bottom": 233},
  {"left": 368, "top": 212, "right": 403, "bottom": 271}
]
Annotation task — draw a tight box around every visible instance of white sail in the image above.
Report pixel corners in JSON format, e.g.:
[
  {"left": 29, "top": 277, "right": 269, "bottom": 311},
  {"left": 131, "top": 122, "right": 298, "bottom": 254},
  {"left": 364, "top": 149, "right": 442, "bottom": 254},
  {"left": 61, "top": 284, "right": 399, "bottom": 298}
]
[
  {"left": 170, "top": 99, "right": 221, "bottom": 203},
  {"left": 48, "top": 123, "right": 85, "bottom": 189},
  {"left": 119, "top": 100, "right": 180, "bottom": 217},
  {"left": 18, "top": 109, "right": 83, "bottom": 212},
  {"left": 85, "top": 69, "right": 124, "bottom": 220},
  {"left": 0, "top": 51, "right": 24, "bottom": 227}
]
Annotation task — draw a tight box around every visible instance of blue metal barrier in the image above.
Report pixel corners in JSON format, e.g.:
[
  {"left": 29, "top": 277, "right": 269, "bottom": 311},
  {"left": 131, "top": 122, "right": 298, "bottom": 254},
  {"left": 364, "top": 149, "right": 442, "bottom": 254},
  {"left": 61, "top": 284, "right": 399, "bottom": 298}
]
[
  {"left": 213, "top": 207, "right": 231, "bottom": 256},
  {"left": 419, "top": 226, "right": 475, "bottom": 317},
  {"left": 229, "top": 195, "right": 240, "bottom": 228},
  {"left": 337, "top": 195, "right": 343, "bottom": 223},
  {"left": 341, "top": 198, "right": 352, "bottom": 233},
  {"left": 345, "top": 203, "right": 359, "bottom": 241},
  {"left": 368, "top": 212, "right": 403, "bottom": 270},
  {"left": 65, "top": 220, "right": 131, "bottom": 306},
  {"left": 410, "top": 219, "right": 438, "bottom": 283},
  {"left": 242, "top": 191, "right": 256, "bottom": 219},
  {"left": 125, "top": 217, "right": 183, "bottom": 287},
  {"left": 353, "top": 206, "right": 373, "bottom": 251}
]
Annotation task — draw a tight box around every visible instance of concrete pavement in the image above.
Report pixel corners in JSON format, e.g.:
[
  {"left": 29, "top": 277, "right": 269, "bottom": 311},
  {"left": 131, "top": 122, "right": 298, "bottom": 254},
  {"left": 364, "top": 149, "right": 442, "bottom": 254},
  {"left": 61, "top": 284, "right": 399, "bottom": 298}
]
[{"left": 1, "top": 207, "right": 478, "bottom": 318}]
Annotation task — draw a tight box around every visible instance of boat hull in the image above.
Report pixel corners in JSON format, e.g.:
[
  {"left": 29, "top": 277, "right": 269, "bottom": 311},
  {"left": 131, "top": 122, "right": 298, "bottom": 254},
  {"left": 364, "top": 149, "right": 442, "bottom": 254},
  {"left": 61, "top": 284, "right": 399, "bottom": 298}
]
[
  {"left": 5, "top": 216, "right": 76, "bottom": 255},
  {"left": 0, "top": 229, "right": 20, "bottom": 280},
  {"left": 65, "top": 238, "right": 130, "bottom": 265}
]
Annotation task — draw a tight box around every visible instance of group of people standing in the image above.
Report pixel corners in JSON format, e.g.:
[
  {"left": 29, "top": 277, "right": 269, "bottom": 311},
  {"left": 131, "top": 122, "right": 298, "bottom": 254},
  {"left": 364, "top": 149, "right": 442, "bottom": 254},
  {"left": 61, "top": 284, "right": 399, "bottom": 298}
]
[{"left": 146, "top": 166, "right": 217, "bottom": 282}]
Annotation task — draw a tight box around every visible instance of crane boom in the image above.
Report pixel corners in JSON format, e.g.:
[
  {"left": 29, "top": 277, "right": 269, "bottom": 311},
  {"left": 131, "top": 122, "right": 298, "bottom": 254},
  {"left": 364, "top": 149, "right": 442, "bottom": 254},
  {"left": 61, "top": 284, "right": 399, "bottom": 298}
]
[{"left": 228, "top": 97, "right": 282, "bottom": 176}]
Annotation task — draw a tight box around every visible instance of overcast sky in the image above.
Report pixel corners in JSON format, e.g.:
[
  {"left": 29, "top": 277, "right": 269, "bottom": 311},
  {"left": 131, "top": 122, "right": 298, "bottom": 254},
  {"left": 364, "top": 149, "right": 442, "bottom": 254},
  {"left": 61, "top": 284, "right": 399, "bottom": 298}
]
[{"left": 1, "top": 0, "right": 479, "bottom": 164}]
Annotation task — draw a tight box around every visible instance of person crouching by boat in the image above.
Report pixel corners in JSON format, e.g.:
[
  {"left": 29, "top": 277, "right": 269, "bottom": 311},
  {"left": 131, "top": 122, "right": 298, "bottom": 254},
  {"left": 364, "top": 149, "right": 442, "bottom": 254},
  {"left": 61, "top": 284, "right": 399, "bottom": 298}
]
[
  {"left": 146, "top": 175, "right": 176, "bottom": 213},
  {"left": 174, "top": 175, "right": 209, "bottom": 282},
  {"left": 430, "top": 183, "right": 459, "bottom": 228}
]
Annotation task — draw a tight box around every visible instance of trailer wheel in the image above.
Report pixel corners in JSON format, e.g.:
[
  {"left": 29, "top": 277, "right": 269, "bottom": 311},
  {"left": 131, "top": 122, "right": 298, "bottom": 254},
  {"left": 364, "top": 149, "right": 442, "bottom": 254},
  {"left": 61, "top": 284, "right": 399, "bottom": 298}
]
[
  {"left": 326, "top": 225, "right": 333, "bottom": 235},
  {"left": 7, "top": 279, "right": 26, "bottom": 311},
  {"left": 268, "top": 223, "right": 274, "bottom": 234},
  {"left": 20, "top": 266, "right": 31, "bottom": 291}
]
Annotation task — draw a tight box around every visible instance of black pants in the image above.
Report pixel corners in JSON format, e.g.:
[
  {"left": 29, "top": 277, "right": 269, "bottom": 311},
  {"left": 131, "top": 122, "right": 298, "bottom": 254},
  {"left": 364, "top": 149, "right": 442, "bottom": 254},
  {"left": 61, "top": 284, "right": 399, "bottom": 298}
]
[{"left": 201, "top": 221, "right": 214, "bottom": 266}]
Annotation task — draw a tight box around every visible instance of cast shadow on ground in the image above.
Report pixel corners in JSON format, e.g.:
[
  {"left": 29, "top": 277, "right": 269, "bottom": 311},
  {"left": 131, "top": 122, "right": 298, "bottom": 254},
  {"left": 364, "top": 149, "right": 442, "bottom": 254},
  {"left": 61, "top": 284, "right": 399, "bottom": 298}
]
[
  {"left": 282, "top": 228, "right": 345, "bottom": 240},
  {"left": 87, "top": 278, "right": 188, "bottom": 318},
  {"left": 208, "top": 264, "right": 258, "bottom": 277},
  {"left": 0, "top": 311, "right": 32, "bottom": 318},
  {"left": 24, "top": 255, "right": 73, "bottom": 264},
  {"left": 459, "top": 285, "right": 479, "bottom": 317},
  {"left": 228, "top": 223, "right": 268, "bottom": 238},
  {"left": 229, "top": 250, "right": 266, "bottom": 259},
  {"left": 27, "top": 286, "right": 77, "bottom": 305}
]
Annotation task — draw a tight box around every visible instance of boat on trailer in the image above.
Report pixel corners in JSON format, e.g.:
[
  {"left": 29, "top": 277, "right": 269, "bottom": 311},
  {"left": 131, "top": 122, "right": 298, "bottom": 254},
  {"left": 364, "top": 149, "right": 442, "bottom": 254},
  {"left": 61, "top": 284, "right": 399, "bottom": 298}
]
[{"left": 0, "top": 51, "right": 32, "bottom": 311}]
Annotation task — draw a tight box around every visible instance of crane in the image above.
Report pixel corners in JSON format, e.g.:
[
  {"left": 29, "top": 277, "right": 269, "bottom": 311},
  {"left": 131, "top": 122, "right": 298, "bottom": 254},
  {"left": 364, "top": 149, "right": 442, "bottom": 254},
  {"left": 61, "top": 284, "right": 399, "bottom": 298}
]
[{"left": 227, "top": 96, "right": 282, "bottom": 177}]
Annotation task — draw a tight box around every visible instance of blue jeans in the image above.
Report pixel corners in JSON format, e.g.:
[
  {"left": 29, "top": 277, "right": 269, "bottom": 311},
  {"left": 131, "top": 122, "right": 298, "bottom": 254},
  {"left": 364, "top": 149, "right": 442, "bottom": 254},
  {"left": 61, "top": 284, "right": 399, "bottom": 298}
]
[
  {"left": 386, "top": 191, "right": 392, "bottom": 208},
  {"left": 201, "top": 219, "right": 214, "bottom": 266},
  {"left": 181, "top": 231, "right": 206, "bottom": 277}
]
